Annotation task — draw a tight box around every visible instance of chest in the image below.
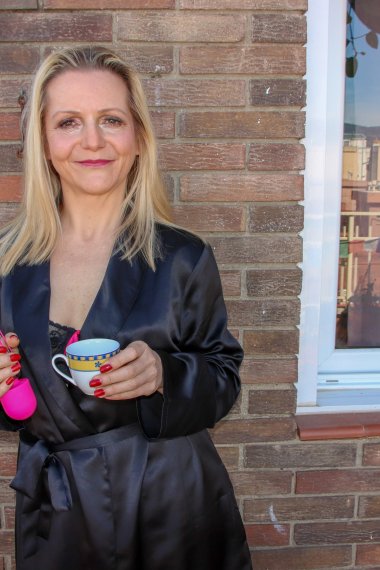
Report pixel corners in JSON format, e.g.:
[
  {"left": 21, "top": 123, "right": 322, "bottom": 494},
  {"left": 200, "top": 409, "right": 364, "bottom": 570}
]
[{"left": 49, "top": 247, "right": 111, "bottom": 329}]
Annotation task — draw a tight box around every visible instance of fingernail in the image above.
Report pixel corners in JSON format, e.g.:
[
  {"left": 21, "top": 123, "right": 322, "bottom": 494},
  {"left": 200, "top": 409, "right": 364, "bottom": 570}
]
[
  {"left": 9, "top": 334, "right": 18, "bottom": 339},
  {"left": 11, "top": 363, "right": 21, "bottom": 372},
  {"left": 89, "top": 379, "right": 102, "bottom": 388},
  {"left": 0, "top": 347, "right": 7, "bottom": 354},
  {"left": 94, "top": 388, "right": 105, "bottom": 398},
  {"left": 100, "top": 364, "right": 112, "bottom": 373},
  {"left": 6, "top": 377, "right": 14, "bottom": 386},
  {"left": 10, "top": 354, "right": 21, "bottom": 362}
]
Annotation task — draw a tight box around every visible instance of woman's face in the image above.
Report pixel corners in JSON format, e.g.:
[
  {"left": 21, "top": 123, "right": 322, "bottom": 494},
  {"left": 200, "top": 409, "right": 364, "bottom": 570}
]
[{"left": 44, "top": 69, "right": 139, "bottom": 200}]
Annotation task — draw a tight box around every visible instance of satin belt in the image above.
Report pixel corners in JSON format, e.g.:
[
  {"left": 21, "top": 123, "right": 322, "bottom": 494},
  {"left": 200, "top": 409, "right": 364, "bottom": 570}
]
[{"left": 11, "top": 423, "right": 142, "bottom": 555}]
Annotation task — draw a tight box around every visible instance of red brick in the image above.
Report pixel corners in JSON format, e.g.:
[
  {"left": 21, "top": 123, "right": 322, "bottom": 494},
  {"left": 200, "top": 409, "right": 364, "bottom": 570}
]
[
  {"left": 0, "top": 452, "right": 17, "bottom": 477},
  {"left": 230, "top": 470, "right": 292, "bottom": 496},
  {"left": 245, "top": 442, "right": 356, "bottom": 469},
  {"left": 0, "top": 433, "right": 18, "bottom": 447},
  {"left": 248, "top": 388, "right": 296, "bottom": 415},
  {"left": 180, "top": 111, "right": 305, "bottom": 139},
  {"left": 253, "top": 546, "right": 352, "bottom": 570},
  {"left": 179, "top": 45, "right": 306, "bottom": 75},
  {"left": 248, "top": 143, "right": 305, "bottom": 171},
  {"left": 246, "top": 268, "right": 302, "bottom": 297},
  {"left": 0, "top": 79, "right": 31, "bottom": 109},
  {"left": 151, "top": 112, "right": 175, "bottom": 139},
  {"left": 211, "top": 417, "right": 296, "bottom": 444},
  {"left": 295, "top": 520, "right": 380, "bottom": 545},
  {"left": 358, "top": 495, "right": 380, "bottom": 518},
  {"left": 215, "top": 445, "right": 239, "bottom": 469},
  {"left": 0, "top": 531, "right": 14, "bottom": 555},
  {"left": 356, "top": 544, "right": 380, "bottom": 566},
  {"left": 240, "top": 358, "right": 297, "bottom": 384},
  {"left": 0, "top": 14, "right": 112, "bottom": 42},
  {"left": 220, "top": 271, "right": 241, "bottom": 296},
  {"left": 0, "top": 204, "right": 19, "bottom": 226},
  {"left": 160, "top": 144, "right": 245, "bottom": 171},
  {"left": 226, "top": 299, "right": 299, "bottom": 326},
  {"left": 296, "top": 469, "right": 380, "bottom": 494},
  {"left": 209, "top": 236, "right": 302, "bottom": 264},
  {"left": 0, "top": 45, "right": 39, "bottom": 74},
  {"left": 252, "top": 13, "right": 306, "bottom": 43},
  {"left": 45, "top": 0, "right": 173, "bottom": 6},
  {"left": 250, "top": 79, "right": 306, "bottom": 107},
  {"left": 0, "top": 480, "right": 15, "bottom": 505},
  {"left": 117, "top": 13, "right": 245, "bottom": 42},
  {"left": 0, "top": 145, "right": 22, "bottom": 173},
  {"left": 4, "top": 507, "right": 15, "bottom": 530},
  {"left": 143, "top": 78, "right": 245, "bottom": 107},
  {"left": 245, "top": 523, "right": 290, "bottom": 547},
  {"left": 363, "top": 442, "right": 380, "bottom": 466},
  {"left": 244, "top": 330, "right": 299, "bottom": 356},
  {"left": 0, "top": 0, "right": 36, "bottom": 6},
  {"left": 180, "top": 174, "right": 303, "bottom": 201},
  {"left": 245, "top": 496, "right": 354, "bottom": 523},
  {"left": 0, "top": 114, "right": 21, "bottom": 141},
  {"left": 172, "top": 205, "right": 244, "bottom": 232},
  {"left": 249, "top": 204, "right": 304, "bottom": 233},
  {"left": 180, "top": 0, "right": 307, "bottom": 8},
  {"left": 118, "top": 46, "right": 173, "bottom": 75},
  {"left": 0, "top": 176, "right": 22, "bottom": 202}
]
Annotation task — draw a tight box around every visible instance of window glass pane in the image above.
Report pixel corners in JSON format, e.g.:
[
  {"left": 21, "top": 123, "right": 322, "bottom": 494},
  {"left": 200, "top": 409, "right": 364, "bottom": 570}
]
[{"left": 336, "top": 0, "right": 380, "bottom": 348}]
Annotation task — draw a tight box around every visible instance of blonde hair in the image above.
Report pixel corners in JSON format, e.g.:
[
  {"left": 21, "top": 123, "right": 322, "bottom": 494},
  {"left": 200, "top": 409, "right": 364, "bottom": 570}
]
[{"left": 0, "top": 45, "right": 172, "bottom": 275}]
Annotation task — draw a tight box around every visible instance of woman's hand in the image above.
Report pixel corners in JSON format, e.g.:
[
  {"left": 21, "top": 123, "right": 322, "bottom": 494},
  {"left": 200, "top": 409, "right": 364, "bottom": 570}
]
[
  {"left": 89, "top": 340, "right": 163, "bottom": 400},
  {"left": 0, "top": 333, "right": 21, "bottom": 398}
]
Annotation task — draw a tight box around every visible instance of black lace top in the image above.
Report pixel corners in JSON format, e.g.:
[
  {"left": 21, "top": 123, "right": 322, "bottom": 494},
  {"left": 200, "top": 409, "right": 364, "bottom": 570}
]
[{"left": 49, "top": 320, "right": 76, "bottom": 356}]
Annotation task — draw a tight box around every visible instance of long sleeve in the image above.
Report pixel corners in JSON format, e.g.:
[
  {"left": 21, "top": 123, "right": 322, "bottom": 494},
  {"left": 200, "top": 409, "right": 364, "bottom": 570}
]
[{"left": 138, "top": 243, "right": 243, "bottom": 438}]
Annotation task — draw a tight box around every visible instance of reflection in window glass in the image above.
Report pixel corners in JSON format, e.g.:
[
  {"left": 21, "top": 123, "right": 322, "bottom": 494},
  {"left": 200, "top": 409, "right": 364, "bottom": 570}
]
[{"left": 336, "top": 0, "right": 380, "bottom": 348}]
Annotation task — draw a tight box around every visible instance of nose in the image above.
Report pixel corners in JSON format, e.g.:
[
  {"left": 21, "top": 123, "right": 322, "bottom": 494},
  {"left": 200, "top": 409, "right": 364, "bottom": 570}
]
[{"left": 81, "top": 122, "right": 106, "bottom": 150}]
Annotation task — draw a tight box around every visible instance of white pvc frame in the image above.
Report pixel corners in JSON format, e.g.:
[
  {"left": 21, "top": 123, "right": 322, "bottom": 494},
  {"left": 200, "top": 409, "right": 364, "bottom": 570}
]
[{"left": 297, "top": 0, "right": 380, "bottom": 413}]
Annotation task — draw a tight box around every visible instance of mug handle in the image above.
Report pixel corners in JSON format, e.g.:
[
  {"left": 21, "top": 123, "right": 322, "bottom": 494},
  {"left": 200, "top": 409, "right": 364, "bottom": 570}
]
[{"left": 52, "top": 354, "right": 77, "bottom": 387}]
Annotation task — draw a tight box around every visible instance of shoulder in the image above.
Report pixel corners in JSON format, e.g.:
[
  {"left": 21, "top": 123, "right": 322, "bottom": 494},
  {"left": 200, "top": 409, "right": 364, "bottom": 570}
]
[{"left": 155, "top": 223, "right": 209, "bottom": 269}]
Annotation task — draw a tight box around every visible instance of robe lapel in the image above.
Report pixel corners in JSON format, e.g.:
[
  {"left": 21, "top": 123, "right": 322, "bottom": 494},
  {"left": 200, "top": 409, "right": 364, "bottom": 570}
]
[
  {"left": 8, "top": 262, "right": 93, "bottom": 435},
  {"left": 80, "top": 252, "right": 147, "bottom": 343}
]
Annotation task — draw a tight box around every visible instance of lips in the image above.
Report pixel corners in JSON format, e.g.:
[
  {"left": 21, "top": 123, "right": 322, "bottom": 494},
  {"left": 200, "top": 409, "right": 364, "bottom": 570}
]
[{"left": 77, "top": 160, "right": 113, "bottom": 167}]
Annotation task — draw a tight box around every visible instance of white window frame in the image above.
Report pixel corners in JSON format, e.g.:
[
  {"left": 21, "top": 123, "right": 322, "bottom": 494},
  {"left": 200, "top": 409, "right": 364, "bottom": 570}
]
[{"left": 297, "top": 0, "right": 380, "bottom": 413}]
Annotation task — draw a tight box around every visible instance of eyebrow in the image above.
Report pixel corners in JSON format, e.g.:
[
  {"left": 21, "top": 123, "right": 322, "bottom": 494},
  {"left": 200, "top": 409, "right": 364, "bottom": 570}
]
[{"left": 51, "top": 108, "right": 129, "bottom": 118}]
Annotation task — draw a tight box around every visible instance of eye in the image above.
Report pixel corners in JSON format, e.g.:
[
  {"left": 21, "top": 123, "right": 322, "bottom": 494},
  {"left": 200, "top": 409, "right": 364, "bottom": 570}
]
[
  {"left": 57, "top": 118, "right": 80, "bottom": 130},
  {"left": 101, "top": 116, "right": 124, "bottom": 127}
]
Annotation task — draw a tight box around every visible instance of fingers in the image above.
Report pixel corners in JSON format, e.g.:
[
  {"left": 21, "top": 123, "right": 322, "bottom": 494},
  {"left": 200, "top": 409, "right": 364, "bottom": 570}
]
[
  {"left": 0, "top": 333, "right": 22, "bottom": 397},
  {"left": 90, "top": 341, "right": 163, "bottom": 400},
  {"left": 5, "top": 332, "right": 20, "bottom": 352}
]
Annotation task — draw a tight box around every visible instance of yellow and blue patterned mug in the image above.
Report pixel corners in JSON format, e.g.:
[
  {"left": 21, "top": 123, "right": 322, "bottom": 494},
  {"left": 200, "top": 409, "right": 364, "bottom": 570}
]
[{"left": 52, "top": 338, "right": 120, "bottom": 395}]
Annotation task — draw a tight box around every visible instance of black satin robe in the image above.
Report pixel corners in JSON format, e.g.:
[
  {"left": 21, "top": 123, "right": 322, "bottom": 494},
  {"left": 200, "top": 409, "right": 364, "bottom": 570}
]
[{"left": 0, "top": 226, "right": 252, "bottom": 570}]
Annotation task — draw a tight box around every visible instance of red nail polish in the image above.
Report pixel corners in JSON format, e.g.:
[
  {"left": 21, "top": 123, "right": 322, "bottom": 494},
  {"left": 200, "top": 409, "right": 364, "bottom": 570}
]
[
  {"left": 5, "top": 377, "right": 14, "bottom": 386},
  {"left": 11, "top": 363, "right": 21, "bottom": 372},
  {"left": 89, "top": 379, "right": 102, "bottom": 388},
  {"left": 94, "top": 388, "right": 105, "bottom": 398},
  {"left": 100, "top": 364, "right": 112, "bottom": 373},
  {"left": 0, "top": 347, "right": 7, "bottom": 354},
  {"left": 10, "top": 354, "right": 21, "bottom": 362}
]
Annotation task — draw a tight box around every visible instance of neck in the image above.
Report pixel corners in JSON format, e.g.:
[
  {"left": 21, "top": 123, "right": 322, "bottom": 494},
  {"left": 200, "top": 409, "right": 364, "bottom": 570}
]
[{"left": 59, "top": 193, "right": 123, "bottom": 243}]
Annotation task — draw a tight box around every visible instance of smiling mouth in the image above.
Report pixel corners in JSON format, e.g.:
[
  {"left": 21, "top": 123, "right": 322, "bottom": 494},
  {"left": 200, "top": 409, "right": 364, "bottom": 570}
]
[{"left": 77, "top": 160, "right": 113, "bottom": 167}]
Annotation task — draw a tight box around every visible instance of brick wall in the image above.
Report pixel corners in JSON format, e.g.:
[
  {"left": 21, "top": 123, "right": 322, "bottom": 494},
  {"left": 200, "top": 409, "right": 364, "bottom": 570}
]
[{"left": 3, "top": 2, "right": 380, "bottom": 570}]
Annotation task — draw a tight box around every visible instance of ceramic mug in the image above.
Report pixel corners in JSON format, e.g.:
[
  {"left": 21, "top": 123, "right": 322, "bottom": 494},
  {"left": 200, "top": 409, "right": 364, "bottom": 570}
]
[
  {"left": 1, "top": 377, "right": 37, "bottom": 420},
  {"left": 52, "top": 338, "right": 120, "bottom": 396}
]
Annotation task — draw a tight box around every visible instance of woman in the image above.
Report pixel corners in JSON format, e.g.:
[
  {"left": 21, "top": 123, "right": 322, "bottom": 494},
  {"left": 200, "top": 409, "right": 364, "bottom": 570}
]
[{"left": 0, "top": 46, "right": 252, "bottom": 570}]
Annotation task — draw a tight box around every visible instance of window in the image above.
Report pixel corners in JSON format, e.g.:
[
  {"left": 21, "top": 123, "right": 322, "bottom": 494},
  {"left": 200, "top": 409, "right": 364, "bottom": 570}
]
[{"left": 298, "top": 0, "right": 380, "bottom": 413}]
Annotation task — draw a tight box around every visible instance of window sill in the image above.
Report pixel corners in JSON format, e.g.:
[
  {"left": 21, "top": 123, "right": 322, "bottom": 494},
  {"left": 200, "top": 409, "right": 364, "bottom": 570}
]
[{"left": 296, "top": 412, "right": 380, "bottom": 441}]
